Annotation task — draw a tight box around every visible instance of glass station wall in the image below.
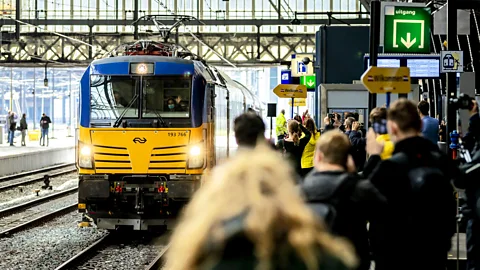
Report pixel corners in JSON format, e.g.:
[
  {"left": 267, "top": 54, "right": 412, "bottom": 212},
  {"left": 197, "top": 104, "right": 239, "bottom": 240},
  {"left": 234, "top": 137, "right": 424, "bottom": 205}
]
[{"left": 0, "top": 67, "right": 84, "bottom": 131}]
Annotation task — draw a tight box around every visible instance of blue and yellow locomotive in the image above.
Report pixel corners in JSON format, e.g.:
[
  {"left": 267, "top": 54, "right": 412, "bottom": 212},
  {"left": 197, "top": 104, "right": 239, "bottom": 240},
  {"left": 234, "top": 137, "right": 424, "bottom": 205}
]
[{"left": 76, "top": 40, "right": 263, "bottom": 230}]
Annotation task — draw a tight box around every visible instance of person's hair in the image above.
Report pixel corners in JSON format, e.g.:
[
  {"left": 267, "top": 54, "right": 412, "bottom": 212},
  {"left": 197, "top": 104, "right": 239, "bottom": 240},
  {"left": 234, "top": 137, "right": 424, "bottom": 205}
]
[
  {"left": 167, "top": 98, "right": 175, "bottom": 104},
  {"left": 388, "top": 98, "right": 422, "bottom": 133},
  {"left": 288, "top": 120, "right": 301, "bottom": 145},
  {"left": 418, "top": 100, "right": 429, "bottom": 116},
  {"left": 305, "top": 118, "right": 317, "bottom": 137},
  {"left": 22, "top": 113, "right": 26, "bottom": 118},
  {"left": 294, "top": 115, "right": 302, "bottom": 123},
  {"left": 234, "top": 113, "right": 266, "bottom": 148},
  {"left": 315, "top": 130, "right": 351, "bottom": 167},
  {"left": 335, "top": 113, "right": 341, "bottom": 121},
  {"left": 165, "top": 145, "right": 357, "bottom": 270},
  {"left": 369, "top": 107, "right": 387, "bottom": 123},
  {"left": 345, "top": 117, "right": 355, "bottom": 129},
  {"left": 281, "top": 109, "right": 285, "bottom": 115}
]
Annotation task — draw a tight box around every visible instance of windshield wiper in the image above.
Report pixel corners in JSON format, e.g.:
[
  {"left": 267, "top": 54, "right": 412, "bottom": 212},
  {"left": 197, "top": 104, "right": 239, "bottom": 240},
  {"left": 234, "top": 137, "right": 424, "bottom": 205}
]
[
  {"left": 113, "top": 94, "right": 139, "bottom": 128},
  {"left": 146, "top": 106, "right": 169, "bottom": 127}
]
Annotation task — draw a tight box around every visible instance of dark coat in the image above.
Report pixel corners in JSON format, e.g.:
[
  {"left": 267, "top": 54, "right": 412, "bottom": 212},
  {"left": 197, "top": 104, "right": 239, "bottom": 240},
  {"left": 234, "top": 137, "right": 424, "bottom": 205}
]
[
  {"left": 367, "top": 136, "right": 456, "bottom": 270},
  {"left": 197, "top": 213, "right": 353, "bottom": 270},
  {"left": 345, "top": 130, "right": 366, "bottom": 171},
  {"left": 302, "top": 170, "right": 386, "bottom": 270}
]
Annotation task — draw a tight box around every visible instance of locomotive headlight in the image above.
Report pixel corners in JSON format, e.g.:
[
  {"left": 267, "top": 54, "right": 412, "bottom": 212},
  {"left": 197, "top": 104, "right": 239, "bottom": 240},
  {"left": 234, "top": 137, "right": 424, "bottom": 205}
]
[
  {"left": 187, "top": 144, "right": 204, "bottom": 169},
  {"left": 137, "top": 64, "right": 147, "bottom": 74},
  {"left": 79, "top": 145, "right": 93, "bottom": 169}
]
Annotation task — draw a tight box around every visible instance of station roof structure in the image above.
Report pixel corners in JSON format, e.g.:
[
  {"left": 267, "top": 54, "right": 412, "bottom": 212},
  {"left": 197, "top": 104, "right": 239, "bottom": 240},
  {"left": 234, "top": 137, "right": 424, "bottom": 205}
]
[{"left": 0, "top": 0, "right": 370, "bottom": 66}]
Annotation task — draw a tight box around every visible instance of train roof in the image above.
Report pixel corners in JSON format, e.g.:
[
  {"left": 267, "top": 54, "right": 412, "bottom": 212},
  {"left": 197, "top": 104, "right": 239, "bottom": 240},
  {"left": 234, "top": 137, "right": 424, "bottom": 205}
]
[{"left": 91, "top": 55, "right": 194, "bottom": 66}]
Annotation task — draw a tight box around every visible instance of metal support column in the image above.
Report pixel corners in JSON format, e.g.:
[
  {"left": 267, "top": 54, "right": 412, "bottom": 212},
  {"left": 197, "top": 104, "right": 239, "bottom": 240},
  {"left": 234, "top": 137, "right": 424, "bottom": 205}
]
[
  {"left": 368, "top": 0, "right": 380, "bottom": 113},
  {"left": 33, "top": 70, "right": 36, "bottom": 130},
  {"left": 15, "top": 0, "right": 20, "bottom": 40},
  {"left": 256, "top": 25, "right": 261, "bottom": 60},
  {"left": 88, "top": 25, "right": 93, "bottom": 59},
  {"left": 133, "top": 0, "right": 139, "bottom": 40},
  {"left": 50, "top": 69, "right": 55, "bottom": 139},
  {"left": 446, "top": 0, "right": 457, "bottom": 158}
]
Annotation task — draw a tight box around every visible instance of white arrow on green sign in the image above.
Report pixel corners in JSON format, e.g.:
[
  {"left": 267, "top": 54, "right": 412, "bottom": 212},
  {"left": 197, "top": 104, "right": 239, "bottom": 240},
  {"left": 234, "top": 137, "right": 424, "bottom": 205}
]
[
  {"left": 300, "top": 75, "right": 316, "bottom": 89},
  {"left": 381, "top": 3, "right": 431, "bottom": 54}
]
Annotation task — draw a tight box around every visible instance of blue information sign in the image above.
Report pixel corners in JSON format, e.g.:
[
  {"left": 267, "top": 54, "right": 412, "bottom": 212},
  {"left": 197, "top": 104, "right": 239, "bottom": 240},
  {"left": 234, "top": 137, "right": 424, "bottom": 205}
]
[{"left": 281, "top": 70, "right": 292, "bottom": 84}]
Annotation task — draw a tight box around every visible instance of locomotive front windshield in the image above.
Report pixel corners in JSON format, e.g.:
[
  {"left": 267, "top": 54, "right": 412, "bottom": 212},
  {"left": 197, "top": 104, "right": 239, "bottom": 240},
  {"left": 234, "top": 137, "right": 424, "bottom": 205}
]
[{"left": 90, "top": 75, "right": 191, "bottom": 122}]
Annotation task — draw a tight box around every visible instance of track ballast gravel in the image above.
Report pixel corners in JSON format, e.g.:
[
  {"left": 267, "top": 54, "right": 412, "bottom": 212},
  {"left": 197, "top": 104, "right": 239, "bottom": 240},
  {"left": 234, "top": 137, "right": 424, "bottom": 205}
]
[
  {"left": 0, "top": 212, "right": 108, "bottom": 270},
  {"left": 0, "top": 178, "right": 78, "bottom": 211}
]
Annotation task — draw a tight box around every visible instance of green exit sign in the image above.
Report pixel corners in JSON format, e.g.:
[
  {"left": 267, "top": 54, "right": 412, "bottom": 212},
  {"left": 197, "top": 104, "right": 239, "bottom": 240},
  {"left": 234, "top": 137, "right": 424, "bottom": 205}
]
[
  {"left": 381, "top": 3, "right": 431, "bottom": 54},
  {"left": 300, "top": 75, "right": 316, "bottom": 89}
]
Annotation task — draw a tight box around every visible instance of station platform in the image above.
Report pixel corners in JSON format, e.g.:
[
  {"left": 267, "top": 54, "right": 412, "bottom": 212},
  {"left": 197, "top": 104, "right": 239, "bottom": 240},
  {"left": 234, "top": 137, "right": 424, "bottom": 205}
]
[
  {"left": 447, "top": 233, "right": 467, "bottom": 270},
  {"left": 0, "top": 131, "right": 75, "bottom": 177}
]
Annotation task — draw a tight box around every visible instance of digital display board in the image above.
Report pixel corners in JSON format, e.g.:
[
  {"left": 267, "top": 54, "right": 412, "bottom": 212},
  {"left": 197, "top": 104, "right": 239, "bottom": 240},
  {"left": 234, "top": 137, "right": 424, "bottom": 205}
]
[
  {"left": 407, "top": 59, "right": 440, "bottom": 78},
  {"left": 367, "top": 59, "right": 400, "bottom": 68},
  {"left": 364, "top": 54, "right": 441, "bottom": 79}
]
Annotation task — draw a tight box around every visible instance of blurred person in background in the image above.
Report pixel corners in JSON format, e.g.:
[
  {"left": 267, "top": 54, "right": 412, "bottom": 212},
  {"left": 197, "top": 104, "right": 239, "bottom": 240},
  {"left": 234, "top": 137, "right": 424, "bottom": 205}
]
[
  {"left": 20, "top": 113, "right": 27, "bottom": 146},
  {"left": 233, "top": 112, "right": 275, "bottom": 151},
  {"left": 302, "top": 130, "right": 386, "bottom": 270},
  {"left": 276, "top": 109, "right": 287, "bottom": 141},
  {"left": 284, "top": 119, "right": 311, "bottom": 178},
  {"left": 165, "top": 145, "right": 358, "bottom": 270},
  {"left": 439, "top": 119, "right": 446, "bottom": 143},
  {"left": 343, "top": 117, "right": 366, "bottom": 172},
  {"left": 301, "top": 118, "right": 320, "bottom": 177},
  {"left": 417, "top": 101, "right": 439, "bottom": 145},
  {"left": 361, "top": 107, "right": 394, "bottom": 178}
]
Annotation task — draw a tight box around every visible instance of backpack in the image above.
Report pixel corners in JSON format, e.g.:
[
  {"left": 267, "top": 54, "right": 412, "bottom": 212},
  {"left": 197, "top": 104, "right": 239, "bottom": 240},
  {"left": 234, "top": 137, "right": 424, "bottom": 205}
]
[
  {"left": 306, "top": 174, "right": 358, "bottom": 229},
  {"left": 390, "top": 151, "right": 457, "bottom": 235}
]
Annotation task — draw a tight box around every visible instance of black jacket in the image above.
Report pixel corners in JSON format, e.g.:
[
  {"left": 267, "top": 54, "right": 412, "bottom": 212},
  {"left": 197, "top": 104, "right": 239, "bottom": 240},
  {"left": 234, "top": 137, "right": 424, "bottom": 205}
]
[
  {"left": 463, "top": 113, "right": 480, "bottom": 153},
  {"left": 40, "top": 116, "right": 51, "bottom": 129},
  {"left": 20, "top": 117, "right": 27, "bottom": 130},
  {"left": 197, "top": 213, "right": 352, "bottom": 270},
  {"left": 284, "top": 125, "right": 311, "bottom": 176},
  {"left": 302, "top": 171, "right": 386, "bottom": 270},
  {"left": 366, "top": 136, "right": 455, "bottom": 270},
  {"left": 345, "top": 130, "right": 366, "bottom": 171}
]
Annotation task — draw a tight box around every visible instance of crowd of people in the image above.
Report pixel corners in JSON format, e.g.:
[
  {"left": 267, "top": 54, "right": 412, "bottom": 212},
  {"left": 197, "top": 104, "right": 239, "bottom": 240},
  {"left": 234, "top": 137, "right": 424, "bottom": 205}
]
[
  {"left": 4, "top": 111, "right": 51, "bottom": 146},
  {"left": 165, "top": 97, "right": 480, "bottom": 270}
]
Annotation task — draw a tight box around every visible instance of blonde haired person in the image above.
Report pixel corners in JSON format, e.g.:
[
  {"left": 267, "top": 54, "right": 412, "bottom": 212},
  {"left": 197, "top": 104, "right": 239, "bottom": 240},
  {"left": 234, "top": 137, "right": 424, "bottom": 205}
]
[{"left": 165, "top": 144, "right": 358, "bottom": 270}]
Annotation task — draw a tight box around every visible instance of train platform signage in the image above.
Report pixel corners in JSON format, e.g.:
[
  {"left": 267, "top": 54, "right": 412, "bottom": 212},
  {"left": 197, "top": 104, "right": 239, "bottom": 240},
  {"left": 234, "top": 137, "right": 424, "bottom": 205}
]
[
  {"left": 288, "top": 98, "right": 307, "bottom": 107},
  {"left": 380, "top": 2, "right": 431, "bottom": 54},
  {"left": 361, "top": 66, "right": 411, "bottom": 94},
  {"left": 440, "top": 51, "right": 464, "bottom": 73},
  {"left": 300, "top": 75, "right": 316, "bottom": 89},
  {"left": 281, "top": 70, "right": 292, "bottom": 84},
  {"left": 273, "top": 84, "right": 307, "bottom": 99},
  {"left": 291, "top": 53, "right": 314, "bottom": 77}
]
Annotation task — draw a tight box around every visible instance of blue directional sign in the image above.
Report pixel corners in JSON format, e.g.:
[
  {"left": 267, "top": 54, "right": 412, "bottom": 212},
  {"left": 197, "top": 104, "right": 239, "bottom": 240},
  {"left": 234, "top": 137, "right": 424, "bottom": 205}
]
[{"left": 281, "top": 70, "right": 292, "bottom": 84}]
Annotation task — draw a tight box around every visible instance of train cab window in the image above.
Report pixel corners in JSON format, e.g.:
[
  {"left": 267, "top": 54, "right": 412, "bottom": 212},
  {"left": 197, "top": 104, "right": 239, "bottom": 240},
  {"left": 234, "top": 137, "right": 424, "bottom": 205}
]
[
  {"left": 142, "top": 76, "right": 191, "bottom": 118},
  {"left": 90, "top": 75, "right": 138, "bottom": 121}
]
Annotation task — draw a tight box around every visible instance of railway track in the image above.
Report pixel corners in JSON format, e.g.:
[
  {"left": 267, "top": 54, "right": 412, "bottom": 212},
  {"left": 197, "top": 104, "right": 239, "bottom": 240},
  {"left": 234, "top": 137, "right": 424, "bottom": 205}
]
[
  {"left": 0, "top": 163, "right": 75, "bottom": 182},
  {"left": 0, "top": 163, "right": 77, "bottom": 192},
  {"left": 0, "top": 188, "right": 78, "bottom": 237},
  {"left": 55, "top": 232, "right": 171, "bottom": 270}
]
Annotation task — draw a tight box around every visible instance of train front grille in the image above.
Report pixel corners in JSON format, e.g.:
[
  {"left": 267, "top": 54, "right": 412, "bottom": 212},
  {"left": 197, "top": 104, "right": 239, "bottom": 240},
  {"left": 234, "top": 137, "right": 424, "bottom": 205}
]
[
  {"left": 93, "top": 145, "right": 133, "bottom": 173},
  {"left": 148, "top": 145, "right": 187, "bottom": 174}
]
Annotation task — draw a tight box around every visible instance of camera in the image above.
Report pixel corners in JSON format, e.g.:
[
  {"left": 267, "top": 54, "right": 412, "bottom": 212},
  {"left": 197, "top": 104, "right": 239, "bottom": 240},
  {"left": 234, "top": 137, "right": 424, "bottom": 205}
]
[
  {"left": 449, "top": 93, "right": 476, "bottom": 111},
  {"left": 328, "top": 113, "right": 335, "bottom": 124}
]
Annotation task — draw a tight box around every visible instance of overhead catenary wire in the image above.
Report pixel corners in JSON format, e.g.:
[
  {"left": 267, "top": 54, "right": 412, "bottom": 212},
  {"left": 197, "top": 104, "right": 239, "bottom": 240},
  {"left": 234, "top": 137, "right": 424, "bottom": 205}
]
[
  {"left": 185, "top": 29, "right": 237, "bottom": 68},
  {"left": 144, "top": 0, "right": 236, "bottom": 68}
]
